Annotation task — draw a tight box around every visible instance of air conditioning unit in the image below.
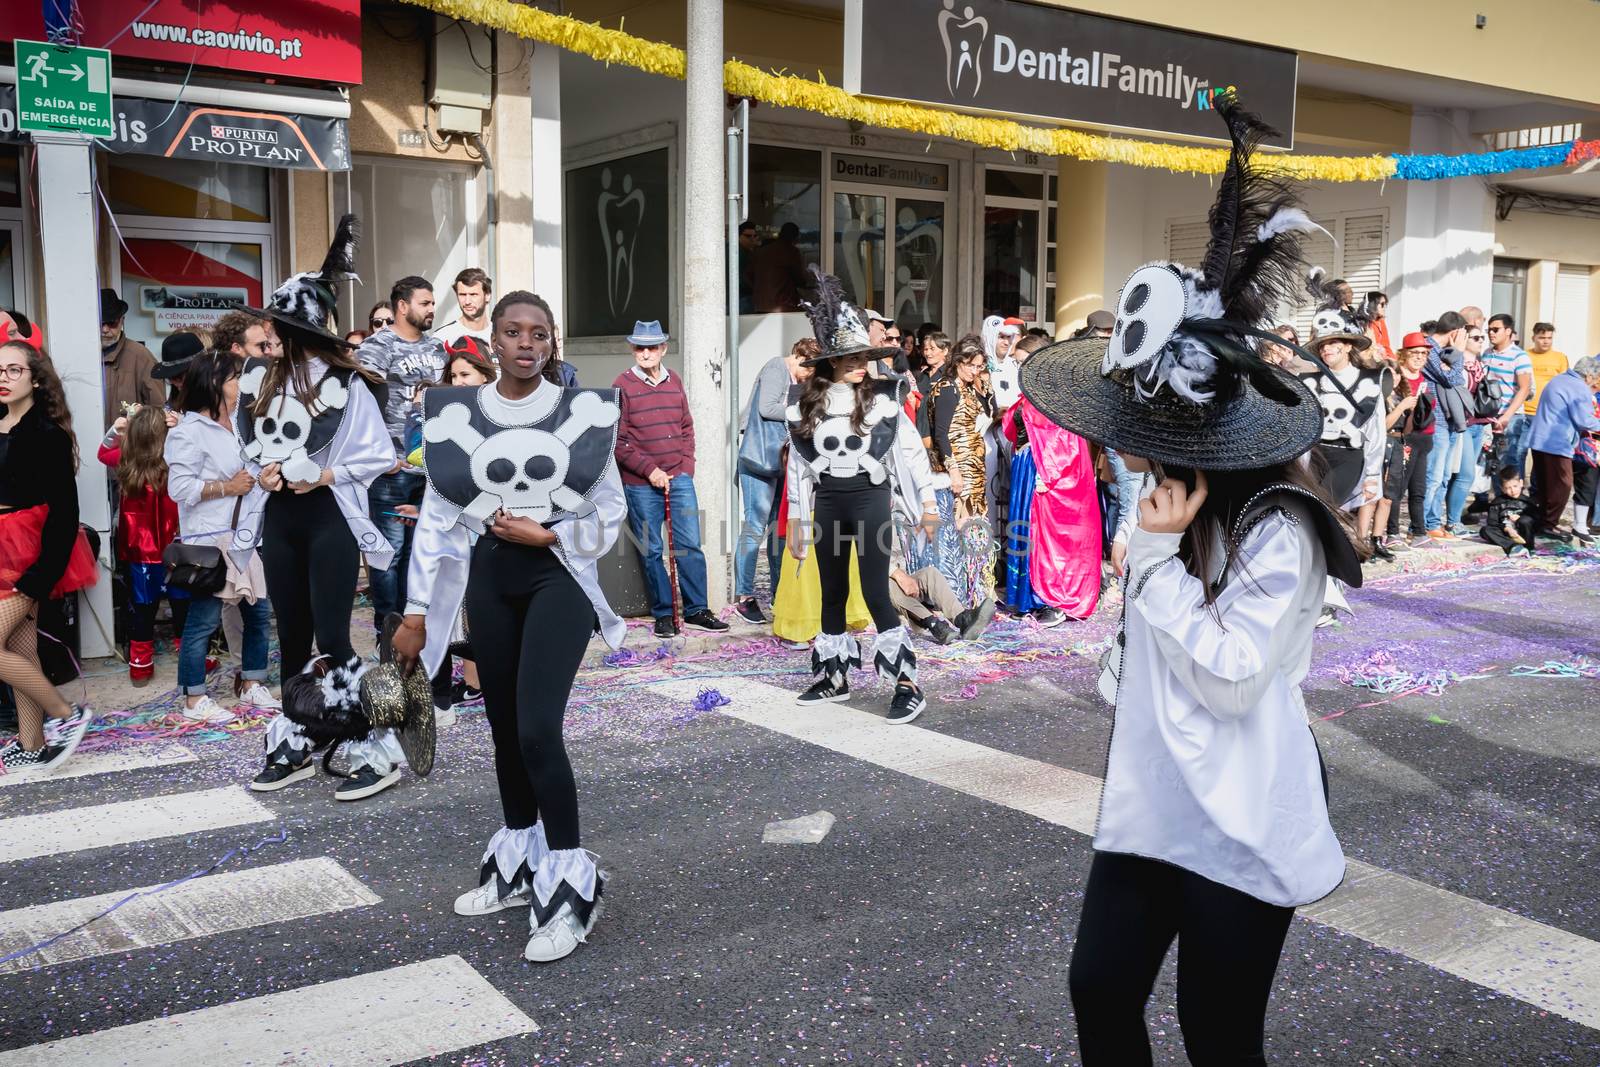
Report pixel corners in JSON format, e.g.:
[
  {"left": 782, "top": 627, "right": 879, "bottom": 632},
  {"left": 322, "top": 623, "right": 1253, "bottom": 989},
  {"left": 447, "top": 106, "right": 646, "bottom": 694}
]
[{"left": 429, "top": 16, "right": 492, "bottom": 134}]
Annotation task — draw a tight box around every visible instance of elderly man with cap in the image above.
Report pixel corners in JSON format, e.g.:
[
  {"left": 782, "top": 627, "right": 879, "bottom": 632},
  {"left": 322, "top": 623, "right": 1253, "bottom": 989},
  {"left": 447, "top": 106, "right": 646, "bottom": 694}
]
[{"left": 99, "top": 288, "right": 163, "bottom": 428}]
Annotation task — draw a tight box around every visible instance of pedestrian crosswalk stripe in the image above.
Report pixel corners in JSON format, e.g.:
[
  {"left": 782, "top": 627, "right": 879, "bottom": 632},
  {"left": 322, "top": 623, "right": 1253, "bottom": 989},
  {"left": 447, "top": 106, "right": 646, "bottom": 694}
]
[
  {"left": 0, "top": 745, "right": 196, "bottom": 789},
  {"left": 0, "top": 857, "right": 381, "bottom": 975},
  {"left": 677, "top": 676, "right": 1600, "bottom": 1032},
  {"left": 0, "top": 787, "right": 272, "bottom": 865},
  {"left": 0, "top": 954, "right": 537, "bottom": 1065}
]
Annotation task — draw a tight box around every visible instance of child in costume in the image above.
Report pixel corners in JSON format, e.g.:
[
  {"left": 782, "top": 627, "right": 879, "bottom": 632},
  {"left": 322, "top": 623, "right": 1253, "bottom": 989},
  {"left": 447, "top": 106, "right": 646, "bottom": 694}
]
[
  {"left": 1024, "top": 94, "right": 1360, "bottom": 1064},
  {"left": 786, "top": 268, "right": 937, "bottom": 724}
]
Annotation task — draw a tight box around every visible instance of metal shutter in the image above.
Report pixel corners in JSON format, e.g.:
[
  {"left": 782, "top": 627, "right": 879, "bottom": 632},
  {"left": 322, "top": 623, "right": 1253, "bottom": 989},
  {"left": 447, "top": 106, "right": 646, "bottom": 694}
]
[
  {"left": 1165, "top": 219, "right": 1210, "bottom": 269},
  {"left": 1556, "top": 265, "right": 1593, "bottom": 358},
  {"left": 1290, "top": 218, "right": 1339, "bottom": 340}
]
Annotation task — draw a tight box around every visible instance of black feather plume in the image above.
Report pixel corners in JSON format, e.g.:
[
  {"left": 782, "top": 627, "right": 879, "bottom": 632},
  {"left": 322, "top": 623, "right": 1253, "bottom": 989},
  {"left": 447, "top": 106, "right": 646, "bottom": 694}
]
[
  {"left": 319, "top": 213, "right": 361, "bottom": 283},
  {"left": 1198, "top": 93, "right": 1319, "bottom": 329},
  {"left": 801, "top": 265, "right": 847, "bottom": 348}
]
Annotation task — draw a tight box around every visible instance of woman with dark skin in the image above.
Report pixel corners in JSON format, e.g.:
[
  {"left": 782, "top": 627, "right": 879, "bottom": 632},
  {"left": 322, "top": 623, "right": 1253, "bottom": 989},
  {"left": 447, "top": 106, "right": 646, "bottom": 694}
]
[{"left": 396, "top": 292, "right": 626, "bottom": 963}]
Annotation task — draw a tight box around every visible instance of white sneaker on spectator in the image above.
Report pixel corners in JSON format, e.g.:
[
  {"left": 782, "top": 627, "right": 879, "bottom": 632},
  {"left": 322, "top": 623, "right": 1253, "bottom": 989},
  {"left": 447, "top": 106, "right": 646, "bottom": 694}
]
[
  {"left": 235, "top": 682, "right": 282, "bottom": 710},
  {"left": 181, "top": 696, "right": 235, "bottom": 724}
]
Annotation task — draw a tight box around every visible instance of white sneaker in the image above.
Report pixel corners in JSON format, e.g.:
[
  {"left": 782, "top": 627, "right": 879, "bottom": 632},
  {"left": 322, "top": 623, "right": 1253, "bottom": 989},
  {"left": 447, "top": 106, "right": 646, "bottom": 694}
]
[
  {"left": 454, "top": 880, "right": 530, "bottom": 916},
  {"left": 180, "top": 696, "right": 235, "bottom": 724},
  {"left": 433, "top": 703, "right": 458, "bottom": 728},
  {"left": 523, "top": 898, "right": 602, "bottom": 963},
  {"left": 236, "top": 682, "right": 282, "bottom": 710}
]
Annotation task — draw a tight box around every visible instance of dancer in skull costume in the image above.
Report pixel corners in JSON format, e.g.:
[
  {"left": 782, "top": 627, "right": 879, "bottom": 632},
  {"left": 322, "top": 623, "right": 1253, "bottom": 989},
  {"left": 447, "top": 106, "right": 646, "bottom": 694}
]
[
  {"left": 235, "top": 216, "right": 405, "bottom": 801},
  {"left": 787, "top": 269, "right": 938, "bottom": 723},
  {"left": 1022, "top": 95, "right": 1361, "bottom": 1063},
  {"left": 395, "top": 291, "right": 625, "bottom": 963}
]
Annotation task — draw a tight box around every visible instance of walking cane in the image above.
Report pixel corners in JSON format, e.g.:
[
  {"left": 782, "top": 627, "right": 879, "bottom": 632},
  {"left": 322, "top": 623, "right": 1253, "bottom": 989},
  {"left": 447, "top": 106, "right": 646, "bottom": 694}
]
[{"left": 663, "top": 481, "right": 683, "bottom": 632}]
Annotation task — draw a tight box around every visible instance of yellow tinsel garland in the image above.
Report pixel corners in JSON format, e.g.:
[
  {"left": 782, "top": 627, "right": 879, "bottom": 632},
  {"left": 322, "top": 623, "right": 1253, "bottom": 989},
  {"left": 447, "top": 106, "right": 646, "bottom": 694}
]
[{"left": 397, "top": 0, "right": 1400, "bottom": 183}]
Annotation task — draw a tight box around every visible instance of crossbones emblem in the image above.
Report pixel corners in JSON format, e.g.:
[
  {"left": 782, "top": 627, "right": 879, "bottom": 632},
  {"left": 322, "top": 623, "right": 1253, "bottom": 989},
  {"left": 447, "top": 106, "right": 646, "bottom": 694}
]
[
  {"left": 239, "top": 364, "right": 348, "bottom": 484},
  {"left": 425, "top": 392, "right": 620, "bottom": 524}
]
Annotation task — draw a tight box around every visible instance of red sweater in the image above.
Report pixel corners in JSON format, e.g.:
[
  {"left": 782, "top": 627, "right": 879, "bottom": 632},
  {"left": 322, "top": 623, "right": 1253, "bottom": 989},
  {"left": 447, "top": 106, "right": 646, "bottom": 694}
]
[{"left": 612, "top": 367, "right": 696, "bottom": 486}]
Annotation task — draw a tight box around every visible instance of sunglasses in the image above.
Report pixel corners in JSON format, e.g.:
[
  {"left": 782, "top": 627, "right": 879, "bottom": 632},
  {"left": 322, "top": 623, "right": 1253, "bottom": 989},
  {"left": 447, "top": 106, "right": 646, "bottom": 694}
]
[
  {"left": 1468, "top": 333, "right": 1486, "bottom": 342},
  {"left": 1487, "top": 325, "right": 1506, "bottom": 333},
  {"left": 370, "top": 315, "right": 394, "bottom": 327}
]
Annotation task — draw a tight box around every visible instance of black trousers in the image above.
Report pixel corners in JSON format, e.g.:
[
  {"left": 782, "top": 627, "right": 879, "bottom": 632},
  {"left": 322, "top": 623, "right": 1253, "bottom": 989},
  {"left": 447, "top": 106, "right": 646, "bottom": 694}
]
[
  {"left": 1573, "top": 462, "right": 1598, "bottom": 512},
  {"left": 1482, "top": 512, "right": 1538, "bottom": 553},
  {"left": 466, "top": 536, "right": 595, "bottom": 850},
  {"left": 260, "top": 488, "right": 358, "bottom": 677},
  {"left": 1318, "top": 442, "right": 1364, "bottom": 507},
  {"left": 1384, "top": 432, "right": 1433, "bottom": 536},
  {"left": 1069, "top": 851, "right": 1295, "bottom": 1066},
  {"left": 129, "top": 598, "right": 188, "bottom": 643},
  {"left": 813, "top": 480, "right": 899, "bottom": 635}
]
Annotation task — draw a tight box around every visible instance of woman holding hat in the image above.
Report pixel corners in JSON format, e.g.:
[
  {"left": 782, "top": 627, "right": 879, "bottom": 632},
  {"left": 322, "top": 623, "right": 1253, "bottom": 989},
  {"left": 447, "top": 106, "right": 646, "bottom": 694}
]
[
  {"left": 230, "top": 216, "right": 405, "bottom": 802},
  {"left": 1023, "top": 96, "right": 1358, "bottom": 1063},
  {"left": 1299, "top": 271, "right": 1386, "bottom": 515},
  {"left": 394, "top": 290, "right": 625, "bottom": 963},
  {"left": 786, "top": 268, "right": 937, "bottom": 723}
]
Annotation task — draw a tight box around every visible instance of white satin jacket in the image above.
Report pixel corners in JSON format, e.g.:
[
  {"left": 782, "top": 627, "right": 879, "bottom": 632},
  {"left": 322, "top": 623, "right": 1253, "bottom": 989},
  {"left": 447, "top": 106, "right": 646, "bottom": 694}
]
[
  {"left": 403, "top": 381, "right": 627, "bottom": 678},
  {"left": 1097, "top": 494, "right": 1346, "bottom": 907}
]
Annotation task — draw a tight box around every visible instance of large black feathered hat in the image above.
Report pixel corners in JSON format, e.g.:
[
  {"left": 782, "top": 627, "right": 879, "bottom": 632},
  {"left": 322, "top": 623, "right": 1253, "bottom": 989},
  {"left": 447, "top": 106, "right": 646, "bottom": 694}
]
[
  {"left": 1020, "top": 94, "right": 1331, "bottom": 471},
  {"left": 798, "top": 266, "right": 904, "bottom": 366},
  {"left": 238, "top": 213, "right": 361, "bottom": 349}
]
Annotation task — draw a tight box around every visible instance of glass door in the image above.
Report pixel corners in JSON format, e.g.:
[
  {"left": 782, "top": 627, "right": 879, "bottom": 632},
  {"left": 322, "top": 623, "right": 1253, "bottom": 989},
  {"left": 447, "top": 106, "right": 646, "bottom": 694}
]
[
  {"left": 114, "top": 225, "right": 275, "bottom": 353},
  {"left": 829, "top": 185, "right": 949, "bottom": 331}
]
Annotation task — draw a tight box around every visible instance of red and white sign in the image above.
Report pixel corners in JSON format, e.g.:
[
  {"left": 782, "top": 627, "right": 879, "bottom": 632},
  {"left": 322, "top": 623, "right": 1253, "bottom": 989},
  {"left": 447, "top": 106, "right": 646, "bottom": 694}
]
[{"left": 4, "top": 0, "right": 362, "bottom": 85}]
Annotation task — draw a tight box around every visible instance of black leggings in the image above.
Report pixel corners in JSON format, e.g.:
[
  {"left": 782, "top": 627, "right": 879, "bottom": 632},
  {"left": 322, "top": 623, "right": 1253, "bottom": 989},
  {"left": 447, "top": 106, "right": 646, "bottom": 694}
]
[
  {"left": 813, "top": 481, "right": 899, "bottom": 635},
  {"left": 129, "top": 598, "right": 188, "bottom": 643},
  {"left": 1069, "top": 852, "right": 1295, "bottom": 1066},
  {"left": 1385, "top": 432, "right": 1434, "bottom": 536},
  {"left": 1317, "top": 442, "right": 1364, "bottom": 506},
  {"left": 260, "top": 488, "right": 358, "bottom": 676},
  {"left": 466, "top": 536, "right": 595, "bottom": 850}
]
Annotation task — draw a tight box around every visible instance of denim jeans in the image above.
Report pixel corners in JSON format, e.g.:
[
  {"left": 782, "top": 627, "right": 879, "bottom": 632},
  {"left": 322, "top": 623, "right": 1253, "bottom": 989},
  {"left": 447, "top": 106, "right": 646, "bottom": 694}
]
[
  {"left": 623, "top": 476, "right": 709, "bottom": 619},
  {"left": 1446, "top": 423, "right": 1487, "bottom": 528},
  {"left": 178, "top": 594, "right": 272, "bottom": 695},
  {"left": 734, "top": 472, "right": 778, "bottom": 598},
  {"left": 1499, "top": 413, "right": 1533, "bottom": 476},
  {"left": 367, "top": 469, "right": 424, "bottom": 625},
  {"left": 1423, "top": 427, "right": 1463, "bottom": 531}
]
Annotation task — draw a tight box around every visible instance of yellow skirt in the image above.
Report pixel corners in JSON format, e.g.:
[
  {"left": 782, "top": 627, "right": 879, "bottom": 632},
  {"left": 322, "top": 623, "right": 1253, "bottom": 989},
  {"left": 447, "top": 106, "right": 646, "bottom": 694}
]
[{"left": 771, "top": 546, "right": 871, "bottom": 642}]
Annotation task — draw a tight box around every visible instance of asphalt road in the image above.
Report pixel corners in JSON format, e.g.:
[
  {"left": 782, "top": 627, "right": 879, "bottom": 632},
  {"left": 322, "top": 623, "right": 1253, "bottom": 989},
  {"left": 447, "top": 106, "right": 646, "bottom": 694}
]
[{"left": 1, "top": 547, "right": 1597, "bottom": 1065}]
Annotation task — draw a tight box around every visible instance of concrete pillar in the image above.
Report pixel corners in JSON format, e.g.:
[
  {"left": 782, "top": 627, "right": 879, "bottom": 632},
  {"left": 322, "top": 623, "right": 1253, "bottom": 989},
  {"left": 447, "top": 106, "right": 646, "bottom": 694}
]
[
  {"left": 1052, "top": 157, "right": 1108, "bottom": 339},
  {"left": 494, "top": 28, "right": 534, "bottom": 292},
  {"left": 33, "top": 133, "right": 113, "bottom": 658},
  {"left": 683, "top": 0, "right": 729, "bottom": 609},
  {"left": 1526, "top": 259, "right": 1559, "bottom": 328},
  {"left": 529, "top": 11, "right": 565, "bottom": 326},
  {"left": 1394, "top": 109, "right": 1495, "bottom": 333}
]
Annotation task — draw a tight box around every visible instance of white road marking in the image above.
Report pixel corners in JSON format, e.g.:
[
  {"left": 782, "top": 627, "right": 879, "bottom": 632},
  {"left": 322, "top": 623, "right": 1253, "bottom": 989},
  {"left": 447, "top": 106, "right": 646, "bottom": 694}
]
[
  {"left": 0, "top": 745, "right": 195, "bottom": 789},
  {"left": 0, "top": 857, "right": 381, "bottom": 974},
  {"left": 0, "top": 955, "right": 537, "bottom": 1065},
  {"left": 0, "top": 787, "right": 272, "bottom": 864},
  {"left": 671, "top": 676, "right": 1600, "bottom": 1031}
]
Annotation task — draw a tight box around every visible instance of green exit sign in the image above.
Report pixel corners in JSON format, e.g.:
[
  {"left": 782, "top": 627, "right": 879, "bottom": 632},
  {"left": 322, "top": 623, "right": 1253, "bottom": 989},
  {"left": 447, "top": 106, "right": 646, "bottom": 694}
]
[{"left": 14, "top": 40, "right": 114, "bottom": 139}]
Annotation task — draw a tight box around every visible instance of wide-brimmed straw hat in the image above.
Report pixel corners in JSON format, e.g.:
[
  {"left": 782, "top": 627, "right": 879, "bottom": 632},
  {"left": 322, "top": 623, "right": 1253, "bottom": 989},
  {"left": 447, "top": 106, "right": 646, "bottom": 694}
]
[
  {"left": 798, "top": 267, "right": 904, "bottom": 366},
  {"left": 237, "top": 214, "right": 362, "bottom": 350},
  {"left": 1020, "top": 93, "right": 1328, "bottom": 472}
]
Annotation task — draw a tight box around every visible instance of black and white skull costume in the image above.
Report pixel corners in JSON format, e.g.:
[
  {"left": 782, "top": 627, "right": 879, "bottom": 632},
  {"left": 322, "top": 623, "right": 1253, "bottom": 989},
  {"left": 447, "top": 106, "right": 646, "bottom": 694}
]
[
  {"left": 1297, "top": 269, "right": 1386, "bottom": 510},
  {"left": 406, "top": 379, "right": 627, "bottom": 953},
  {"left": 787, "top": 270, "right": 937, "bottom": 706}
]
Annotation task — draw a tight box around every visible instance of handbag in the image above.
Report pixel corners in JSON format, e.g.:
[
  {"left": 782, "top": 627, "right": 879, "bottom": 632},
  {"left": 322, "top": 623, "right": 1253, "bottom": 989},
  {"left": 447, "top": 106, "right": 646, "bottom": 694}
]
[
  {"left": 736, "top": 391, "right": 788, "bottom": 481},
  {"left": 1470, "top": 371, "right": 1501, "bottom": 422},
  {"left": 162, "top": 496, "right": 242, "bottom": 595}
]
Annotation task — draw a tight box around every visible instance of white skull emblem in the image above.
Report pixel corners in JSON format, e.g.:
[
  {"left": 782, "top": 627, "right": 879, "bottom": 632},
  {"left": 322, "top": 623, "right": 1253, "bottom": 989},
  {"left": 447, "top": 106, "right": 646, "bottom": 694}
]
[
  {"left": 425, "top": 392, "right": 620, "bottom": 525},
  {"left": 1312, "top": 308, "right": 1350, "bottom": 337},
  {"left": 810, "top": 415, "right": 887, "bottom": 482},
  {"left": 1104, "top": 264, "right": 1188, "bottom": 375},
  {"left": 240, "top": 366, "right": 349, "bottom": 484}
]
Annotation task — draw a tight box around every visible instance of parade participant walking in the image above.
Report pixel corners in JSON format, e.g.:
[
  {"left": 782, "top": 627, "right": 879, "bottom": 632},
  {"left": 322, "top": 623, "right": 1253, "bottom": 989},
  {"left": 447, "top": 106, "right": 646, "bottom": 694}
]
[
  {"left": 165, "top": 351, "right": 280, "bottom": 723},
  {"left": 1300, "top": 270, "right": 1385, "bottom": 515},
  {"left": 231, "top": 217, "right": 405, "bottom": 800},
  {"left": 1025, "top": 95, "right": 1356, "bottom": 1064},
  {"left": 395, "top": 290, "right": 625, "bottom": 963},
  {"left": 0, "top": 341, "right": 95, "bottom": 776},
  {"left": 786, "top": 269, "right": 937, "bottom": 723}
]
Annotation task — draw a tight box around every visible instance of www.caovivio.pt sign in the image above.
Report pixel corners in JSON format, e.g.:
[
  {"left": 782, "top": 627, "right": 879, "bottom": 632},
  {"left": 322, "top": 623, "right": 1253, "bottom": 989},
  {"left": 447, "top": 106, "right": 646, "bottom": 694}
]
[{"left": 843, "top": 0, "right": 1297, "bottom": 149}]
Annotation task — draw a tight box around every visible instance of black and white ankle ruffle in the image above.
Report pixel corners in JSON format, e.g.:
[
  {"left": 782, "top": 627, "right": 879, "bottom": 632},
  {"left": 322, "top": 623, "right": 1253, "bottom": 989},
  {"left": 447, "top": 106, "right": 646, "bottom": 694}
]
[
  {"left": 810, "top": 632, "right": 860, "bottom": 687},
  {"left": 871, "top": 625, "right": 917, "bottom": 684},
  {"left": 530, "top": 847, "right": 605, "bottom": 928},
  {"left": 479, "top": 822, "right": 550, "bottom": 898},
  {"left": 263, "top": 713, "right": 312, "bottom": 765}
]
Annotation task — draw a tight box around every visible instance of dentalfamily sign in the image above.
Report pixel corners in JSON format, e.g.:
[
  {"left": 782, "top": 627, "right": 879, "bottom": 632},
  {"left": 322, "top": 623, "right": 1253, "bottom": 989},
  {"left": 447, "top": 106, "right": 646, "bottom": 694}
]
[{"left": 844, "top": 0, "right": 1297, "bottom": 148}]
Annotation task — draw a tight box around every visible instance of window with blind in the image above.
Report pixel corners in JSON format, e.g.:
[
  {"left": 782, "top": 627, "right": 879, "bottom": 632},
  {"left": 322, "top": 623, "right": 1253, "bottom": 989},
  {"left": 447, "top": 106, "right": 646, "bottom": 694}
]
[
  {"left": 1555, "top": 264, "right": 1593, "bottom": 358},
  {"left": 1165, "top": 210, "right": 1390, "bottom": 340}
]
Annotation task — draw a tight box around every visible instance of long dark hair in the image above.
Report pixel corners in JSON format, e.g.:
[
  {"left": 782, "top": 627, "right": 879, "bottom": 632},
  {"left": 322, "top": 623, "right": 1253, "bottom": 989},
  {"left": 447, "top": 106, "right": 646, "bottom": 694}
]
[
  {"left": 793, "top": 356, "right": 869, "bottom": 440},
  {"left": 1153, "top": 457, "right": 1363, "bottom": 612},
  {"left": 179, "top": 350, "right": 241, "bottom": 419},
  {"left": 491, "top": 290, "right": 564, "bottom": 386},
  {"left": 2, "top": 341, "right": 78, "bottom": 470},
  {"left": 939, "top": 334, "right": 986, "bottom": 383},
  {"left": 251, "top": 334, "right": 382, "bottom": 418}
]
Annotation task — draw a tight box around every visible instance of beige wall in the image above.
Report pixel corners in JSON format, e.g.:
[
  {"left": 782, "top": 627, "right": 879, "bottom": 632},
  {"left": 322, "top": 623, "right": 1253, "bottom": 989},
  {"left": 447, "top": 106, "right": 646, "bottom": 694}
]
[
  {"left": 349, "top": 5, "right": 490, "bottom": 164},
  {"left": 1497, "top": 209, "right": 1600, "bottom": 267}
]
